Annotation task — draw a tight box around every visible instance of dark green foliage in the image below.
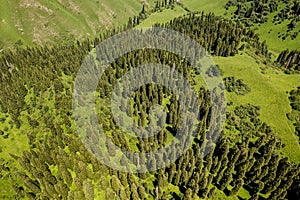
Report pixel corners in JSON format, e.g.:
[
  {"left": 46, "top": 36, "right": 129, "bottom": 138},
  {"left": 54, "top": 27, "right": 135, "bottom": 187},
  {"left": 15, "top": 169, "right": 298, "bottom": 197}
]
[
  {"left": 276, "top": 49, "right": 300, "bottom": 73},
  {"left": 226, "top": 0, "right": 299, "bottom": 40},
  {"left": 286, "top": 86, "right": 300, "bottom": 143},
  {"left": 159, "top": 12, "right": 268, "bottom": 57},
  {"left": 286, "top": 169, "right": 300, "bottom": 199},
  {"left": 224, "top": 76, "right": 251, "bottom": 95},
  {"left": 226, "top": 104, "right": 270, "bottom": 138},
  {"left": 206, "top": 65, "right": 222, "bottom": 77},
  {"left": 229, "top": 179, "right": 244, "bottom": 196},
  {"left": 273, "top": 0, "right": 300, "bottom": 39},
  {"left": 225, "top": 0, "right": 278, "bottom": 24},
  {"left": 0, "top": 10, "right": 298, "bottom": 200}
]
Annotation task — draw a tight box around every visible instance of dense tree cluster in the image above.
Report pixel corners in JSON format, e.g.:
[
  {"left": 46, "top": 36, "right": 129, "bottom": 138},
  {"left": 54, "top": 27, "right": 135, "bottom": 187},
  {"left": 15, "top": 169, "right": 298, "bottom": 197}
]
[
  {"left": 226, "top": 104, "right": 273, "bottom": 139},
  {"left": 156, "top": 101, "right": 299, "bottom": 199},
  {"left": 287, "top": 86, "right": 300, "bottom": 144},
  {"left": 154, "top": 0, "right": 177, "bottom": 11},
  {"left": 276, "top": 49, "right": 300, "bottom": 73},
  {"left": 162, "top": 12, "right": 270, "bottom": 57},
  {"left": 122, "top": 10, "right": 270, "bottom": 58},
  {"left": 224, "top": 76, "right": 251, "bottom": 95},
  {"left": 0, "top": 11, "right": 299, "bottom": 199},
  {"left": 226, "top": 0, "right": 278, "bottom": 25},
  {"left": 127, "top": 0, "right": 178, "bottom": 28},
  {"left": 224, "top": 103, "right": 300, "bottom": 199}
]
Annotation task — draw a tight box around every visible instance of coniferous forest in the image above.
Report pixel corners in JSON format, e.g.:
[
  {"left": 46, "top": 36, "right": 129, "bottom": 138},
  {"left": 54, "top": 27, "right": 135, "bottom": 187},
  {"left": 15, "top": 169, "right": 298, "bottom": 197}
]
[{"left": 0, "top": 1, "right": 300, "bottom": 200}]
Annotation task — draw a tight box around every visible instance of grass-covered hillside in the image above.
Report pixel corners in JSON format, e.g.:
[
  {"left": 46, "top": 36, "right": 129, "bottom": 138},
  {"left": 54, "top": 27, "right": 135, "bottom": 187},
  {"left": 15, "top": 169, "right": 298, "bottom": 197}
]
[{"left": 0, "top": 0, "right": 156, "bottom": 48}]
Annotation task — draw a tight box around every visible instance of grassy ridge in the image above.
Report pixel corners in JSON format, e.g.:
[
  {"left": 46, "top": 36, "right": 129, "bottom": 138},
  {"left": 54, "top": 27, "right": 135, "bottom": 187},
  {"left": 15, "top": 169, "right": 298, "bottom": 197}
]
[
  {"left": 181, "top": 0, "right": 228, "bottom": 15},
  {"left": 0, "top": 0, "right": 155, "bottom": 48},
  {"left": 136, "top": 4, "right": 187, "bottom": 28}
]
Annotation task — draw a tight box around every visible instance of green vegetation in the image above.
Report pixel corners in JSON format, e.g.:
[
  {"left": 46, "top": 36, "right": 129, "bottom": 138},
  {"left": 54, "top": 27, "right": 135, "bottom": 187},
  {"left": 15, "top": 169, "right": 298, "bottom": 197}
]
[
  {"left": 0, "top": 0, "right": 299, "bottom": 199},
  {"left": 287, "top": 86, "right": 300, "bottom": 144},
  {"left": 214, "top": 54, "right": 300, "bottom": 163},
  {"left": 223, "top": 76, "right": 251, "bottom": 95},
  {"left": 173, "top": 0, "right": 300, "bottom": 54},
  {"left": 253, "top": 12, "right": 300, "bottom": 53},
  {"left": 182, "top": 0, "right": 228, "bottom": 15},
  {"left": 223, "top": 0, "right": 300, "bottom": 53},
  {"left": 276, "top": 49, "right": 300, "bottom": 73},
  {"left": 136, "top": 4, "right": 187, "bottom": 28},
  {"left": 0, "top": 0, "right": 156, "bottom": 48}
]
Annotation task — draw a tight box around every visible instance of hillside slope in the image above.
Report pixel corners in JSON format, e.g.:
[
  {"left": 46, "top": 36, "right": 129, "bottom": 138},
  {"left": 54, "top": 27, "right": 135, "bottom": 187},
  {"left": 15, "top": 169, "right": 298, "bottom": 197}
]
[
  {"left": 181, "top": 0, "right": 300, "bottom": 53},
  {"left": 0, "top": 0, "right": 154, "bottom": 48}
]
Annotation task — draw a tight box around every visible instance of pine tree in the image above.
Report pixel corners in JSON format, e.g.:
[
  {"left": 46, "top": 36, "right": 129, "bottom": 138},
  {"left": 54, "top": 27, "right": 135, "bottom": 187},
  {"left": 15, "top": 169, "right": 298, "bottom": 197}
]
[
  {"left": 229, "top": 179, "right": 244, "bottom": 196},
  {"left": 183, "top": 188, "right": 194, "bottom": 200}
]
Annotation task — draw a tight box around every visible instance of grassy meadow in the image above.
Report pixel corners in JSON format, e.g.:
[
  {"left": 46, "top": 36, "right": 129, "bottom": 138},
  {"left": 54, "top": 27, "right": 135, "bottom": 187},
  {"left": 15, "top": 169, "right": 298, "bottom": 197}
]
[{"left": 0, "top": 0, "right": 156, "bottom": 48}]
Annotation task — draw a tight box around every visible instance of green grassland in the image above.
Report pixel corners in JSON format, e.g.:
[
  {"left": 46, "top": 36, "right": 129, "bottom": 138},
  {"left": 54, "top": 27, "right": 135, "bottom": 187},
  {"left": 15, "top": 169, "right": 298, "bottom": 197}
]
[
  {"left": 214, "top": 53, "right": 300, "bottom": 163},
  {"left": 181, "top": 0, "right": 228, "bottom": 15},
  {"left": 136, "top": 4, "right": 187, "bottom": 28},
  {"left": 0, "top": 0, "right": 156, "bottom": 48},
  {"left": 253, "top": 13, "right": 300, "bottom": 54}
]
